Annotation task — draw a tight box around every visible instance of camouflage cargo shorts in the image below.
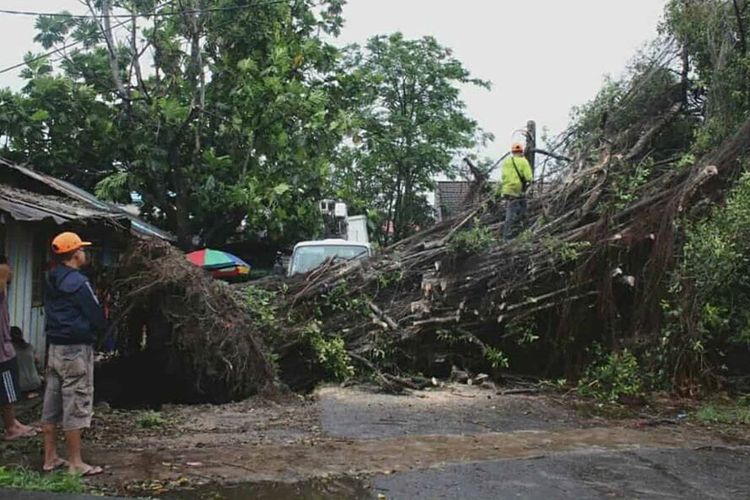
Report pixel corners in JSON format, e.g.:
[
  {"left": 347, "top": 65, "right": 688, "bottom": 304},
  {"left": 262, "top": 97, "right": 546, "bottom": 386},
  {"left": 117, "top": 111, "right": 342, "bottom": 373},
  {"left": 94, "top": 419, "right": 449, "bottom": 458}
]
[{"left": 42, "top": 344, "right": 94, "bottom": 431}]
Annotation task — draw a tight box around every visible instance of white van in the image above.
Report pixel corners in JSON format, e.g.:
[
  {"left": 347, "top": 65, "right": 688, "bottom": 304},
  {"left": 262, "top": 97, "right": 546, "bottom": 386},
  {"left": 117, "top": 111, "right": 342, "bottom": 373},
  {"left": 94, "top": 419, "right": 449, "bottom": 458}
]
[{"left": 288, "top": 239, "right": 373, "bottom": 276}]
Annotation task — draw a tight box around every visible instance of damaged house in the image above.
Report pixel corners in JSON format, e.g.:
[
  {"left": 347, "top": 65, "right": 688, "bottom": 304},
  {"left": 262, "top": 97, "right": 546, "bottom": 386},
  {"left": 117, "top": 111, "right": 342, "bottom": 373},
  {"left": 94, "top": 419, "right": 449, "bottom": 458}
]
[{"left": 0, "top": 158, "right": 174, "bottom": 363}]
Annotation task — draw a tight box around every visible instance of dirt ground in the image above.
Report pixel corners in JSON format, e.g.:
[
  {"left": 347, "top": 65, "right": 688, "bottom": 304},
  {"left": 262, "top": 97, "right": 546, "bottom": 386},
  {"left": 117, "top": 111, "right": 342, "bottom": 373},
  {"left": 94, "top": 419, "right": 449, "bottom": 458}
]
[{"left": 2, "top": 384, "right": 750, "bottom": 498}]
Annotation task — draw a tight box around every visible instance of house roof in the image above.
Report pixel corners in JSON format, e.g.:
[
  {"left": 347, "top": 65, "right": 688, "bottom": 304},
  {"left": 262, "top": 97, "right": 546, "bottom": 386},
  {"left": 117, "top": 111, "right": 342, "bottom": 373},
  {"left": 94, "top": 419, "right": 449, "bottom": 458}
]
[
  {"left": 435, "top": 181, "right": 472, "bottom": 217},
  {"left": 0, "top": 159, "right": 174, "bottom": 241},
  {"left": 0, "top": 184, "right": 127, "bottom": 225}
]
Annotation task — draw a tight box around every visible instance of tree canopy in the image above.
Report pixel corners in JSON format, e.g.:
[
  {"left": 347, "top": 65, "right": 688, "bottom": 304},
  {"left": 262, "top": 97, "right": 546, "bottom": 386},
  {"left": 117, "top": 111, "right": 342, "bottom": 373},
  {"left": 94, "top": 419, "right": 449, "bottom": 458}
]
[
  {"left": 334, "top": 33, "right": 490, "bottom": 245},
  {"left": 1, "top": 0, "right": 350, "bottom": 248}
]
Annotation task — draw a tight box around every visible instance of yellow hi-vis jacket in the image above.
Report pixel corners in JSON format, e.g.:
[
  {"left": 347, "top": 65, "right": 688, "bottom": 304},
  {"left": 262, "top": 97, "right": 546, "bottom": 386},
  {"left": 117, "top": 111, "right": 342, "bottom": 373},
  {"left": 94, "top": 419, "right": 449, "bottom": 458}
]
[{"left": 499, "top": 154, "right": 533, "bottom": 197}]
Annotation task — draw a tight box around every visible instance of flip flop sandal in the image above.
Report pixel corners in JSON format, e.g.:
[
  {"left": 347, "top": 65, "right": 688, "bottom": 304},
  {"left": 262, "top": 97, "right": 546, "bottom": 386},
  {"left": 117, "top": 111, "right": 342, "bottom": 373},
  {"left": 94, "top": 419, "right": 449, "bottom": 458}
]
[
  {"left": 43, "top": 459, "right": 69, "bottom": 473},
  {"left": 76, "top": 465, "right": 104, "bottom": 477}
]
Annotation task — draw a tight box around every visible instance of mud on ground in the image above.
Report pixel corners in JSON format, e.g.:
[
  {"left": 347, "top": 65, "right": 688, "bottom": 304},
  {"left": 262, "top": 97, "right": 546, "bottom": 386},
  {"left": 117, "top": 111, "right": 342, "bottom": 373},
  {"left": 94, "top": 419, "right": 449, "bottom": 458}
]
[{"left": 2, "top": 384, "right": 749, "bottom": 498}]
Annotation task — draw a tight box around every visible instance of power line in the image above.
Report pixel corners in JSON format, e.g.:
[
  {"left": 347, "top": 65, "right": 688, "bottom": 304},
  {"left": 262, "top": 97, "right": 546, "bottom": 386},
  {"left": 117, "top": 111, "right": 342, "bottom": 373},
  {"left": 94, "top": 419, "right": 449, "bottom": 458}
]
[
  {"left": 0, "top": 0, "right": 293, "bottom": 76},
  {"left": 0, "top": 1, "right": 290, "bottom": 20},
  {"left": 0, "top": 16, "right": 134, "bottom": 75}
]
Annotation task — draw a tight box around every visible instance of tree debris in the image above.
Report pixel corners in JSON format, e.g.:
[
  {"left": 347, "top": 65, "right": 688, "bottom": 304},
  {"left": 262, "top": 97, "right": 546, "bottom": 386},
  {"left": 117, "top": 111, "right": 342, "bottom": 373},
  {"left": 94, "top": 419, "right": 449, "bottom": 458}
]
[{"left": 110, "top": 240, "right": 277, "bottom": 404}]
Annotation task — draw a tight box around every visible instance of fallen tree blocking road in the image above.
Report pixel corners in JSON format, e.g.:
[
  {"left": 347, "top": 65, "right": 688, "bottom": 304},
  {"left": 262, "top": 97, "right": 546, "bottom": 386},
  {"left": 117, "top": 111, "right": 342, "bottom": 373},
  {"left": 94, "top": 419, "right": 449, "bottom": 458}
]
[
  {"left": 105, "top": 112, "right": 750, "bottom": 402},
  {"left": 266, "top": 112, "right": 750, "bottom": 393},
  {"left": 106, "top": 47, "right": 750, "bottom": 402}
]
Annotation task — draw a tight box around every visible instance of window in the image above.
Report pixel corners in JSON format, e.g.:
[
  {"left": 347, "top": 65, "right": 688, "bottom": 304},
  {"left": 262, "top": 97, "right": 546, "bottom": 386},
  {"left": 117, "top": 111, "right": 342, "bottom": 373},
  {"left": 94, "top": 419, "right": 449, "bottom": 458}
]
[{"left": 290, "top": 244, "right": 370, "bottom": 275}]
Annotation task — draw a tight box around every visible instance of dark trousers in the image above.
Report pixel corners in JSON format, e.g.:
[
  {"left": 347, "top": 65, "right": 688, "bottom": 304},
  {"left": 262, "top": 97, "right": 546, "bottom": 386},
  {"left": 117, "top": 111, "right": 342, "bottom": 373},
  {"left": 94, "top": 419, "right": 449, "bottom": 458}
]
[{"left": 503, "top": 196, "right": 528, "bottom": 240}]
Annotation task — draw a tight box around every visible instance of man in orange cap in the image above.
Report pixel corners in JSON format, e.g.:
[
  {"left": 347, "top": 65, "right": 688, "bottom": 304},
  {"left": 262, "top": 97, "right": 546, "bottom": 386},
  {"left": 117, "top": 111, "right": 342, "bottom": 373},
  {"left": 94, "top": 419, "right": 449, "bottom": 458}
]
[
  {"left": 41, "top": 232, "right": 104, "bottom": 476},
  {"left": 498, "top": 143, "right": 533, "bottom": 240}
]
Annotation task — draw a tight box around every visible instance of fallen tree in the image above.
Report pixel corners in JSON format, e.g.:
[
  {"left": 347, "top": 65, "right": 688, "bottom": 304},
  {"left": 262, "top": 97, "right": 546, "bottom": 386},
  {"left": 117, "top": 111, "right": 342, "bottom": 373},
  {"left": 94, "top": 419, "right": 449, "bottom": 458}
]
[
  {"left": 103, "top": 240, "right": 277, "bottom": 405},
  {"left": 261, "top": 102, "right": 750, "bottom": 393},
  {"left": 106, "top": 37, "right": 750, "bottom": 401},
  {"left": 105, "top": 109, "right": 749, "bottom": 401}
]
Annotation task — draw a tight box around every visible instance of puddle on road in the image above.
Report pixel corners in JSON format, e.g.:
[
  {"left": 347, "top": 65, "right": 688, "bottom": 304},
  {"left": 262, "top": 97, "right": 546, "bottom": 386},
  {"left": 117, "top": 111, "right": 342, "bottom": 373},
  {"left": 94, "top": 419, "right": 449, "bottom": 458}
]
[{"left": 161, "top": 477, "right": 373, "bottom": 500}]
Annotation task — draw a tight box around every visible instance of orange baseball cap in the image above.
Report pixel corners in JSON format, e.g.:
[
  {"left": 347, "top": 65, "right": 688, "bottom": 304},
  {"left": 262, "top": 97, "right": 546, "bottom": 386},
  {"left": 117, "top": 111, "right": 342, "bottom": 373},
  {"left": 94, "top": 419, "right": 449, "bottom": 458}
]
[{"left": 51, "top": 232, "right": 92, "bottom": 255}]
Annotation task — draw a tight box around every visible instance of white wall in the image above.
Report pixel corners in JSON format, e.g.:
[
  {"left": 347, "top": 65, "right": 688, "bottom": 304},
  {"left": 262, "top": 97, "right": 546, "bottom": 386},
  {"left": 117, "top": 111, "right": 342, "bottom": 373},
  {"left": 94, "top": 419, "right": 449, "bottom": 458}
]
[{"left": 5, "top": 222, "right": 46, "bottom": 364}]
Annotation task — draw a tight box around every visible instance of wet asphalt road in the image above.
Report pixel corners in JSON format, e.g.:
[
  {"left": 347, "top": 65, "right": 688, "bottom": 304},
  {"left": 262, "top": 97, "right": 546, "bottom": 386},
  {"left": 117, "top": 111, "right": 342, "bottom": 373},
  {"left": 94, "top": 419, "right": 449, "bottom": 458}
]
[
  {"left": 371, "top": 446, "right": 750, "bottom": 500},
  {"left": 318, "top": 387, "right": 750, "bottom": 500}
]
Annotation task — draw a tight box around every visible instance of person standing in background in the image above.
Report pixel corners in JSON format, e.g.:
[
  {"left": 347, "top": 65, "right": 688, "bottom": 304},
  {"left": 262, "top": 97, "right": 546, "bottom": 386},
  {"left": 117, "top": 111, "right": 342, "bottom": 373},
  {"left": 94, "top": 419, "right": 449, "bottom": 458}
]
[
  {"left": 0, "top": 256, "right": 39, "bottom": 440},
  {"left": 10, "top": 326, "right": 42, "bottom": 399}
]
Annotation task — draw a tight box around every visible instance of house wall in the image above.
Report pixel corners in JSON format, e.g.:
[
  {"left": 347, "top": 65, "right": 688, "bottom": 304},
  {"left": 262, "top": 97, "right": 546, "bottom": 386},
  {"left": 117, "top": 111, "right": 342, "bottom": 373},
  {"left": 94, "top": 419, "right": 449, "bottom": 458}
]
[{"left": 4, "top": 222, "right": 47, "bottom": 364}]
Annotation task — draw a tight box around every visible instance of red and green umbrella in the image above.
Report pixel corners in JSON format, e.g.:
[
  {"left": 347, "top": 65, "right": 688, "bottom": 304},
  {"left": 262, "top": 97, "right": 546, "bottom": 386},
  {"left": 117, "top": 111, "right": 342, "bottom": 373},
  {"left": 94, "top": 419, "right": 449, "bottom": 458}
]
[{"left": 186, "top": 249, "right": 251, "bottom": 277}]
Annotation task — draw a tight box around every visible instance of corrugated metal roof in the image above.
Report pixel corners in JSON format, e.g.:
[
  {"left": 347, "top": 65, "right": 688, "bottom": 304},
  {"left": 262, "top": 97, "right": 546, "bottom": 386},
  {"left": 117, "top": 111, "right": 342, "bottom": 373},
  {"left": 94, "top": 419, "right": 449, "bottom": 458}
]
[
  {"left": 0, "top": 184, "right": 126, "bottom": 225},
  {"left": 0, "top": 159, "right": 175, "bottom": 241}
]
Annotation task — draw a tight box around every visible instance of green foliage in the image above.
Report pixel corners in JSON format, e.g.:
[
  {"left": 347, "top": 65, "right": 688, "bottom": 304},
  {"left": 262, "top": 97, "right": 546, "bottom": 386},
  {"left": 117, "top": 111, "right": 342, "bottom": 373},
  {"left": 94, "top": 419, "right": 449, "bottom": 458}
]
[
  {"left": 512, "top": 228, "right": 536, "bottom": 250},
  {"left": 610, "top": 160, "right": 652, "bottom": 210},
  {"left": 675, "top": 153, "right": 696, "bottom": 170},
  {"left": 506, "top": 318, "right": 540, "bottom": 346},
  {"left": 436, "top": 328, "right": 463, "bottom": 346},
  {"left": 246, "top": 286, "right": 278, "bottom": 329},
  {"left": 377, "top": 269, "right": 405, "bottom": 289},
  {"left": 449, "top": 221, "right": 496, "bottom": 253},
  {"left": 541, "top": 237, "right": 591, "bottom": 264},
  {"left": 315, "top": 282, "right": 369, "bottom": 319},
  {"left": 484, "top": 346, "right": 510, "bottom": 369},
  {"left": 664, "top": 0, "right": 750, "bottom": 149},
  {"left": 0, "top": 466, "right": 84, "bottom": 493},
  {"left": 335, "top": 33, "right": 490, "bottom": 245},
  {"left": 577, "top": 347, "right": 644, "bottom": 403},
  {"left": 94, "top": 171, "right": 130, "bottom": 201},
  {"left": 368, "top": 333, "right": 396, "bottom": 363},
  {"left": 1, "top": 0, "right": 349, "bottom": 247},
  {"left": 568, "top": 46, "right": 693, "bottom": 156},
  {"left": 674, "top": 171, "right": 750, "bottom": 339},
  {"left": 654, "top": 171, "right": 750, "bottom": 387},
  {"left": 302, "top": 321, "right": 355, "bottom": 381},
  {"left": 137, "top": 410, "right": 165, "bottom": 429}
]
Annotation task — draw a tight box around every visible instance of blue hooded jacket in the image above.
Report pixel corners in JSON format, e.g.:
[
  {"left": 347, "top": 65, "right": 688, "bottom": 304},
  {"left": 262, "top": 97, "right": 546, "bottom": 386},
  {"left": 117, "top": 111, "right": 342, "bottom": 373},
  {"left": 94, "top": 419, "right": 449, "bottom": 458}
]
[{"left": 44, "top": 265, "right": 105, "bottom": 345}]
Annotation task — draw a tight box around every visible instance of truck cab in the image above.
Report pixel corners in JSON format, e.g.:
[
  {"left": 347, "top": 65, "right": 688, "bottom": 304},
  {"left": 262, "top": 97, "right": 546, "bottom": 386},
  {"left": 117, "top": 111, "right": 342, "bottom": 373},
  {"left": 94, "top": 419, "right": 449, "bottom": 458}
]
[
  {"left": 286, "top": 200, "right": 373, "bottom": 276},
  {"left": 287, "top": 239, "right": 373, "bottom": 276}
]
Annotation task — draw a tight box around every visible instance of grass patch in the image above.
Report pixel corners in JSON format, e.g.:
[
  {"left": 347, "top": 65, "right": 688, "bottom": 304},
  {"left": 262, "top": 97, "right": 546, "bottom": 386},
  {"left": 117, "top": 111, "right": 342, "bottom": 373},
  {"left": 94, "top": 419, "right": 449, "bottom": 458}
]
[
  {"left": 137, "top": 410, "right": 165, "bottom": 428},
  {"left": 695, "top": 403, "right": 750, "bottom": 425},
  {"left": 0, "top": 466, "right": 84, "bottom": 493}
]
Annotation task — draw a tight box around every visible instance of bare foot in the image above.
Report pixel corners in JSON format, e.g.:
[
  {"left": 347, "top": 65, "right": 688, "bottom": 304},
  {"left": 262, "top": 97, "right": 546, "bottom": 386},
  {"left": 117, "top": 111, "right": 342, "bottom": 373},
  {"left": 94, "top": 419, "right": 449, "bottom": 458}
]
[
  {"left": 43, "top": 457, "right": 69, "bottom": 473},
  {"left": 4, "top": 421, "right": 38, "bottom": 441},
  {"left": 68, "top": 463, "right": 104, "bottom": 477}
]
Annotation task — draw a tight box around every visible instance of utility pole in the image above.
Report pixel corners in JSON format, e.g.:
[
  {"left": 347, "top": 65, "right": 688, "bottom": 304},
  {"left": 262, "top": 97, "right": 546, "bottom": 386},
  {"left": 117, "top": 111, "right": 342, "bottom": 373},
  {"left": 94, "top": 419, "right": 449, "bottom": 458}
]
[{"left": 525, "top": 120, "right": 536, "bottom": 176}]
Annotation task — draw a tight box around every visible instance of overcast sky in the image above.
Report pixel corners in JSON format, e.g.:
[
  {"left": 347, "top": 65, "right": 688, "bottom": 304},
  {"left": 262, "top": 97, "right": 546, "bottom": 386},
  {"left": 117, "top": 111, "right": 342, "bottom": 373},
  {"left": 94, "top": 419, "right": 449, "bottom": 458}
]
[{"left": 0, "top": 0, "right": 667, "bottom": 158}]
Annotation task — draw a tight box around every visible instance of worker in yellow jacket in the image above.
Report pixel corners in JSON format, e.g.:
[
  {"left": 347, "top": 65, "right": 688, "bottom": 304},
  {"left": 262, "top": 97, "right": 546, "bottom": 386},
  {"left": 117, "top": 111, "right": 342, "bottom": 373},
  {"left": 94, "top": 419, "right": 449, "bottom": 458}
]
[{"left": 499, "top": 142, "right": 533, "bottom": 240}]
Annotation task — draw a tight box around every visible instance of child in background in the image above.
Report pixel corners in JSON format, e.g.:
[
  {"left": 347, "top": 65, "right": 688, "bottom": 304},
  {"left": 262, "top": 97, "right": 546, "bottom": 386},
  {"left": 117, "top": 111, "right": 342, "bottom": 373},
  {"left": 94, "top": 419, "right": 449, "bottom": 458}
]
[{"left": 10, "top": 327, "right": 42, "bottom": 399}]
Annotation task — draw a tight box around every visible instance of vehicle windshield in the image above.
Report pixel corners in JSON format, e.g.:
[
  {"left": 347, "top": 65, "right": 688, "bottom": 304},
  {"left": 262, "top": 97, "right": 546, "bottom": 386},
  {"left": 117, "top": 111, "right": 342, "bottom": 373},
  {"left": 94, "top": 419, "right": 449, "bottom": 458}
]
[{"left": 290, "top": 245, "right": 369, "bottom": 275}]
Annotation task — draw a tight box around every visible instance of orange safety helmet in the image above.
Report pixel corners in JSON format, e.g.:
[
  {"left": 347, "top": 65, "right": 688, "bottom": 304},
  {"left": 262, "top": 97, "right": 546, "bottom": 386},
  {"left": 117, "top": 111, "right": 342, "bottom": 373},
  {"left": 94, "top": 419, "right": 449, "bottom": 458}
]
[
  {"left": 51, "top": 232, "right": 92, "bottom": 255},
  {"left": 511, "top": 142, "right": 524, "bottom": 154}
]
